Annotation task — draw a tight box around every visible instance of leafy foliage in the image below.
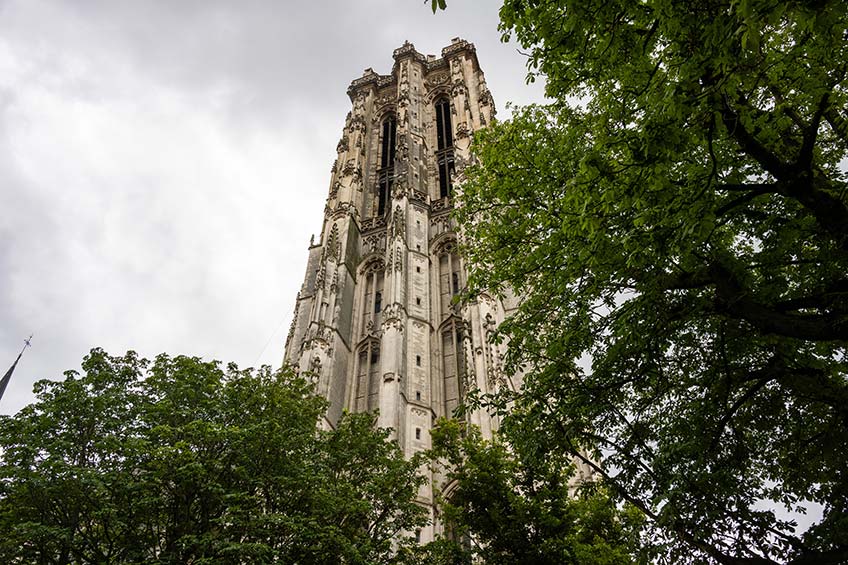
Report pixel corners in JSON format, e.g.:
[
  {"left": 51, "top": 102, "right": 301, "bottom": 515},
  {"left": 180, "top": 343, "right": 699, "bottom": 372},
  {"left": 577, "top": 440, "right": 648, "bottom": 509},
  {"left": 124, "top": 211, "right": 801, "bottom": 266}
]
[
  {"left": 453, "top": 1, "right": 848, "bottom": 563},
  {"left": 426, "top": 419, "right": 644, "bottom": 565},
  {"left": 0, "top": 349, "right": 427, "bottom": 564}
]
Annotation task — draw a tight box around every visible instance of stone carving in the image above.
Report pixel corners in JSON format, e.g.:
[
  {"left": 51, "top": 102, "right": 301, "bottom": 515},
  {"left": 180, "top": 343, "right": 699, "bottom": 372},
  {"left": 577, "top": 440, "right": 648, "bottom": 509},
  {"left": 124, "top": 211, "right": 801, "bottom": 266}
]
[
  {"left": 396, "top": 135, "right": 409, "bottom": 162},
  {"left": 284, "top": 292, "right": 301, "bottom": 350},
  {"left": 381, "top": 303, "right": 404, "bottom": 330},
  {"left": 455, "top": 121, "right": 470, "bottom": 139},
  {"left": 450, "top": 59, "right": 464, "bottom": 85},
  {"left": 361, "top": 215, "right": 387, "bottom": 232},
  {"left": 302, "top": 320, "right": 333, "bottom": 352},
  {"left": 392, "top": 173, "right": 409, "bottom": 200},
  {"left": 349, "top": 114, "right": 367, "bottom": 133},
  {"left": 394, "top": 247, "right": 403, "bottom": 271},
  {"left": 360, "top": 255, "right": 385, "bottom": 276},
  {"left": 316, "top": 262, "right": 326, "bottom": 289},
  {"left": 410, "top": 189, "right": 427, "bottom": 205},
  {"left": 353, "top": 91, "right": 366, "bottom": 115},
  {"left": 363, "top": 233, "right": 384, "bottom": 254},
  {"left": 433, "top": 236, "right": 457, "bottom": 257},
  {"left": 310, "top": 356, "right": 322, "bottom": 378},
  {"left": 441, "top": 37, "right": 473, "bottom": 58},
  {"left": 325, "top": 224, "right": 340, "bottom": 260},
  {"left": 337, "top": 136, "right": 349, "bottom": 153},
  {"left": 390, "top": 206, "right": 405, "bottom": 241},
  {"left": 393, "top": 40, "right": 418, "bottom": 60},
  {"left": 342, "top": 159, "right": 358, "bottom": 176},
  {"left": 431, "top": 197, "right": 450, "bottom": 213},
  {"left": 479, "top": 86, "right": 493, "bottom": 108},
  {"left": 331, "top": 201, "right": 356, "bottom": 221},
  {"left": 425, "top": 73, "right": 449, "bottom": 89}
]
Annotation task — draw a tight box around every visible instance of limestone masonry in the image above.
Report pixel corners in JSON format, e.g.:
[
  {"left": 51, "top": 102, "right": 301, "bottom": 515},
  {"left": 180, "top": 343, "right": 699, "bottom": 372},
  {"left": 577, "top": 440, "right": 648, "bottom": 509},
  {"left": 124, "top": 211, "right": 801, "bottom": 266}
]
[{"left": 284, "top": 38, "right": 520, "bottom": 541}]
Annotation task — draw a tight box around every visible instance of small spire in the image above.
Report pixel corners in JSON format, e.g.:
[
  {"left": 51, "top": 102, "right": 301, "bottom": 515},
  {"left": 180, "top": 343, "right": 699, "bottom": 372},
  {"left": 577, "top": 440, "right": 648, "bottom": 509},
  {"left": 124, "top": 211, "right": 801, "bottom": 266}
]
[{"left": 0, "top": 335, "right": 32, "bottom": 404}]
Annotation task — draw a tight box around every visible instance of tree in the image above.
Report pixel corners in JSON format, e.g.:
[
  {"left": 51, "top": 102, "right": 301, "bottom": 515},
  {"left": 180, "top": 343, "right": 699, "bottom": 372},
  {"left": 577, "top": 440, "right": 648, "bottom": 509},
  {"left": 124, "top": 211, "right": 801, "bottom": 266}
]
[
  {"left": 0, "top": 349, "right": 427, "bottom": 564},
  {"left": 423, "top": 419, "right": 643, "bottom": 565},
  {"left": 449, "top": 1, "right": 848, "bottom": 563}
]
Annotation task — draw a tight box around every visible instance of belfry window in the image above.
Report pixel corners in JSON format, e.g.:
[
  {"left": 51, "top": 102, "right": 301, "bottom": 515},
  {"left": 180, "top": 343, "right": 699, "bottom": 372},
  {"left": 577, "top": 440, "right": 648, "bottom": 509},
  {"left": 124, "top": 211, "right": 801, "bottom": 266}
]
[
  {"left": 435, "top": 98, "right": 455, "bottom": 198},
  {"left": 377, "top": 116, "right": 397, "bottom": 216}
]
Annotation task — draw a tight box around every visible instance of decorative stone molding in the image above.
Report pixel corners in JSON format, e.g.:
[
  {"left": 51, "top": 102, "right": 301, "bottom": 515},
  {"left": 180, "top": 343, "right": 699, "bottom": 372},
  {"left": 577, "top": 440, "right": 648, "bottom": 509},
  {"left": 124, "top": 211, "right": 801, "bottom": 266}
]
[
  {"left": 363, "top": 233, "right": 386, "bottom": 255},
  {"left": 394, "top": 247, "right": 403, "bottom": 271},
  {"left": 441, "top": 37, "right": 474, "bottom": 58},
  {"left": 430, "top": 196, "right": 452, "bottom": 213},
  {"left": 425, "top": 72, "right": 449, "bottom": 89},
  {"left": 361, "top": 215, "right": 387, "bottom": 233},
  {"left": 359, "top": 254, "right": 385, "bottom": 275},
  {"left": 381, "top": 303, "right": 404, "bottom": 330},
  {"left": 409, "top": 189, "right": 427, "bottom": 206},
  {"left": 393, "top": 173, "right": 409, "bottom": 200},
  {"left": 325, "top": 224, "right": 340, "bottom": 260},
  {"left": 342, "top": 159, "right": 359, "bottom": 176},
  {"left": 329, "top": 180, "right": 341, "bottom": 199},
  {"left": 348, "top": 114, "right": 367, "bottom": 133},
  {"left": 432, "top": 235, "right": 457, "bottom": 257},
  {"left": 425, "top": 58, "right": 448, "bottom": 72},
  {"left": 392, "top": 40, "right": 419, "bottom": 60},
  {"left": 331, "top": 201, "right": 357, "bottom": 221}
]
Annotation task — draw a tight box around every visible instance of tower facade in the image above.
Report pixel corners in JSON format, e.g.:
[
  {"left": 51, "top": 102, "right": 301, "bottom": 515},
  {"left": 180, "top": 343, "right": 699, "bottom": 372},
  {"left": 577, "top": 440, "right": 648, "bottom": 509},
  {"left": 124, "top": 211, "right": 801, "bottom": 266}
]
[{"left": 284, "top": 38, "right": 517, "bottom": 540}]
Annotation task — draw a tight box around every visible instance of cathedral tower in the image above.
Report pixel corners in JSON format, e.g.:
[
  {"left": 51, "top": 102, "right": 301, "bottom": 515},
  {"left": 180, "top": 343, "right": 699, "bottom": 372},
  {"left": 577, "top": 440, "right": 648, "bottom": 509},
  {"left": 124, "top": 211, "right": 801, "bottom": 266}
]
[{"left": 284, "top": 38, "right": 517, "bottom": 540}]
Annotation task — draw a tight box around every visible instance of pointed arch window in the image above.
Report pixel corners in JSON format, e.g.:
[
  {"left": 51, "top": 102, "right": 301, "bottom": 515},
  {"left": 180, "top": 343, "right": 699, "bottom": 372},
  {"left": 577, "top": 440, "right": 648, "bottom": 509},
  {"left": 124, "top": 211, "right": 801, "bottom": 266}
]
[
  {"left": 361, "top": 266, "right": 385, "bottom": 333},
  {"left": 377, "top": 115, "right": 397, "bottom": 216},
  {"left": 437, "top": 245, "right": 462, "bottom": 318},
  {"left": 355, "top": 341, "right": 381, "bottom": 412},
  {"left": 441, "top": 319, "right": 466, "bottom": 417},
  {"left": 434, "top": 98, "right": 455, "bottom": 198}
]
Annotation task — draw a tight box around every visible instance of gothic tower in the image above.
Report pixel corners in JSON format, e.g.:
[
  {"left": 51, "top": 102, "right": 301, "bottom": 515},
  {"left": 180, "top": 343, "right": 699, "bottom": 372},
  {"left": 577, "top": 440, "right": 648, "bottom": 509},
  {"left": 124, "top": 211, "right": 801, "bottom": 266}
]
[{"left": 284, "top": 38, "right": 518, "bottom": 541}]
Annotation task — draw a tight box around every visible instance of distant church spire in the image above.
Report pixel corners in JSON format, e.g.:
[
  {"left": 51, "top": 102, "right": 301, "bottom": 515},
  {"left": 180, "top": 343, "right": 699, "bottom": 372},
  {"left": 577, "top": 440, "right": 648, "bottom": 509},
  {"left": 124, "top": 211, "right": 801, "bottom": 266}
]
[{"left": 0, "top": 335, "right": 32, "bottom": 403}]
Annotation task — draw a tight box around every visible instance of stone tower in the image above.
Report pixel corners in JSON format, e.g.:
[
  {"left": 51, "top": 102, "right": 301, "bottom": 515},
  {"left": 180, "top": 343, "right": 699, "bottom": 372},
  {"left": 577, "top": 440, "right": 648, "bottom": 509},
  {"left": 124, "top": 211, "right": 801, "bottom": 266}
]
[{"left": 284, "top": 38, "right": 517, "bottom": 541}]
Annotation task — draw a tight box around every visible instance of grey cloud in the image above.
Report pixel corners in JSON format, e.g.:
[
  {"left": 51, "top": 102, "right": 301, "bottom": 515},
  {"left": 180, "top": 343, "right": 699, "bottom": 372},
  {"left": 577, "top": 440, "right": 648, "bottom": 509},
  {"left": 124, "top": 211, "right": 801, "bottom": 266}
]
[{"left": 0, "top": 0, "right": 546, "bottom": 415}]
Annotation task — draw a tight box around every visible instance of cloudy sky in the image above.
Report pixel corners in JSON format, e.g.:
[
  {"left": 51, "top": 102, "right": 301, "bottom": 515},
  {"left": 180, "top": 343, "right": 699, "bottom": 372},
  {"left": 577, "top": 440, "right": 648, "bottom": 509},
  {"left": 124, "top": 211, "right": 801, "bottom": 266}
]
[{"left": 0, "top": 0, "right": 546, "bottom": 414}]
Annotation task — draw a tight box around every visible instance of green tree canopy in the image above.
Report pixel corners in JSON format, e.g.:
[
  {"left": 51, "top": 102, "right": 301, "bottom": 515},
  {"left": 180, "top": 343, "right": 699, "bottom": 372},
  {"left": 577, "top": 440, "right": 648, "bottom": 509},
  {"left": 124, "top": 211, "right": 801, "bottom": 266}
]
[
  {"left": 424, "top": 419, "right": 643, "bottom": 565},
  {"left": 0, "top": 349, "right": 427, "bottom": 564},
  {"left": 452, "top": 1, "right": 848, "bottom": 563}
]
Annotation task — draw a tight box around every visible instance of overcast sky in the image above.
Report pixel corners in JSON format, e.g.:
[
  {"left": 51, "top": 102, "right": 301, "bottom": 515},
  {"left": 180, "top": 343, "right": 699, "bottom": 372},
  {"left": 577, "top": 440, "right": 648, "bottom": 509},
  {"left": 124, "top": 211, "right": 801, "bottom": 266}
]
[{"left": 0, "top": 0, "right": 547, "bottom": 414}]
